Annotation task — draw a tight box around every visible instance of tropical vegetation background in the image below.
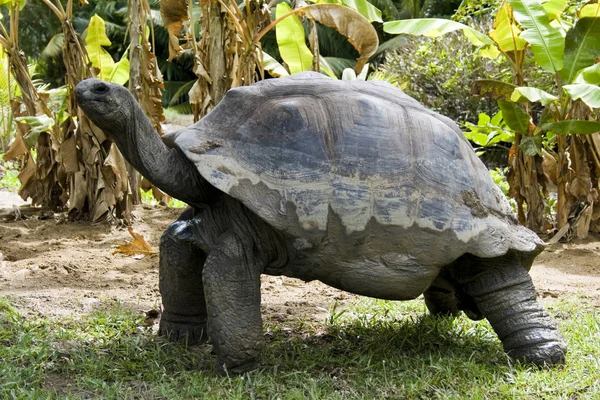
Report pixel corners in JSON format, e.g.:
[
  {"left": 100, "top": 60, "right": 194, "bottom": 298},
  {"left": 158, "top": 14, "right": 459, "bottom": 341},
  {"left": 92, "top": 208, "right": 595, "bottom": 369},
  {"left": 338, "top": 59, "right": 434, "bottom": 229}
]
[{"left": 1, "top": 0, "right": 599, "bottom": 239}]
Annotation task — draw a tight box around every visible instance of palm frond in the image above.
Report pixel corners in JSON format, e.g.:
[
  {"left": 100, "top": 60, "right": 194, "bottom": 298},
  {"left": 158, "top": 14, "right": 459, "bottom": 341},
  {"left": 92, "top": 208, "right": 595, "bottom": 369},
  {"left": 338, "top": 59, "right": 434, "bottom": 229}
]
[{"left": 40, "top": 33, "right": 64, "bottom": 60}]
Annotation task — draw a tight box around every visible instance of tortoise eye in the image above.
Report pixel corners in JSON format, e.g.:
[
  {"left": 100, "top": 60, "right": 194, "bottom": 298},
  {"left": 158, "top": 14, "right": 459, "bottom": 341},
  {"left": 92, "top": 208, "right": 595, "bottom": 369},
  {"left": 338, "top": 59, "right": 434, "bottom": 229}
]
[{"left": 92, "top": 83, "right": 109, "bottom": 95}]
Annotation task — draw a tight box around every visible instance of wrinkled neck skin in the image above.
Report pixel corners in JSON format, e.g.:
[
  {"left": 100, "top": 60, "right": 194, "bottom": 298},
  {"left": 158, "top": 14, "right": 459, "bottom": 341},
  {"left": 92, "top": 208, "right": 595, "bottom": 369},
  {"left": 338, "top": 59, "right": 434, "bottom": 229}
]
[{"left": 106, "top": 102, "right": 216, "bottom": 208}]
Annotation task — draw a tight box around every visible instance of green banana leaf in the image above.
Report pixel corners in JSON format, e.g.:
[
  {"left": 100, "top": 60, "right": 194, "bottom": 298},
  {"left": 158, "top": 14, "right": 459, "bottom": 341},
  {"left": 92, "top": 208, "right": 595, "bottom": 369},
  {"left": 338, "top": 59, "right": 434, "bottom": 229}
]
[
  {"left": 340, "top": 0, "right": 382, "bottom": 23},
  {"left": 260, "top": 50, "right": 289, "bottom": 77},
  {"left": 560, "top": 17, "right": 600, "bottom": 84},
  {"left": 573, "top": 63, "right": 600, "bottom": 85},
  {"left": 105, "top": 57, "right": 130, "bottom": 86},
  {"left": 276, "top": 3, "right": 313, "bottom": 74},
  {"left": 563, "top": 83, "right": 600, "bottom": 108},
  {"left": 497, "top": 100, "right": 531, "bottom": 133},
  {"left": 580, "top": 4, "right": 600, "bottom": 18},
  {"left": 383, "top": 18, "right": 493, "bottom": 46},
  {"left": 508, "top": 0, "right": 564, "bottom": 73},
  {"left": 85, "top": 14, "right": 115, "bottom": 78},
  {"left": 541, "top": 120, "right": 600, "bottom": 135},
  {"left": 541, "top": 0, "right": 567, "bottom": 21},
  {"left": 489, "top": 2, "right": 527, "bottom": 52},
  {"left": 510, "top": 87, "right": 558, "bottom": 105}
]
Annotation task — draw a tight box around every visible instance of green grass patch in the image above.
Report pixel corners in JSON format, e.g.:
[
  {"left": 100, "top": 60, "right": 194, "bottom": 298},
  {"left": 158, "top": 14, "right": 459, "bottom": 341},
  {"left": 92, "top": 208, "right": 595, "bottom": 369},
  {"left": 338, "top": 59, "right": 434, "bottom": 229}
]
[{"left": 0, "top": 295, "right": 598, "bottom": 399}]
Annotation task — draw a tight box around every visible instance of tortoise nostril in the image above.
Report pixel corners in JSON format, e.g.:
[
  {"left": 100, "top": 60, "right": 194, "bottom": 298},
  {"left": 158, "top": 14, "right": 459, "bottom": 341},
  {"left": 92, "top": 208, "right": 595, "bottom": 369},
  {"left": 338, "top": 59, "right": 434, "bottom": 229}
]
[{"left": 92, "top": 82, "right": 109, "bottom": 95}]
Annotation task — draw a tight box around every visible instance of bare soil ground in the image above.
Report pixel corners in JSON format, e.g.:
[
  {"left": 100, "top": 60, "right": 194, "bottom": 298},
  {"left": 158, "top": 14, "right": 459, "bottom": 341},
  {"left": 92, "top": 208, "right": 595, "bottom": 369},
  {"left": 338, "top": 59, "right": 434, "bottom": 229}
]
[{"left": 1, "top": 189, "right": 599, "bottom": 323}]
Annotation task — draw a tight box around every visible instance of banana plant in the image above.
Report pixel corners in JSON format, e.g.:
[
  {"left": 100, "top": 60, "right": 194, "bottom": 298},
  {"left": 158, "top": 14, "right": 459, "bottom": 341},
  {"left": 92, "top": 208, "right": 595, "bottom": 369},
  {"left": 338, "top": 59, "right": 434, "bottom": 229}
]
[
  {"left": 381, "top": 0, "right": 600, "bottom": 237},
  {"left": 254, "top": 1, "right": 379, "bottom": 77},
  {"left": 162, "top": 0, "right": 379, "bottom": 119},
  {"left": 85, "top": 14, "right": 130, "bottom": 85}
]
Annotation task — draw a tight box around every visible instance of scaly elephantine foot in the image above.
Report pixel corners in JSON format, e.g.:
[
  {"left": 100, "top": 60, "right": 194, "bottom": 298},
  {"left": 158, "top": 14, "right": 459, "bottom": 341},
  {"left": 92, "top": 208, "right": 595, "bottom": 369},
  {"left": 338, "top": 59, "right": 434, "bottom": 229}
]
[
  {"left": 452, "top": 254, "right": 566, "bottom": 367},
  {"left": 508, "top": 340, "right": 566, "bottom": 367},
  {"left": 215, "top": 357, "right": 260, "bottom": 376},
  {"left": 159, "top": 312, "right": 208, "bottom": 345}
]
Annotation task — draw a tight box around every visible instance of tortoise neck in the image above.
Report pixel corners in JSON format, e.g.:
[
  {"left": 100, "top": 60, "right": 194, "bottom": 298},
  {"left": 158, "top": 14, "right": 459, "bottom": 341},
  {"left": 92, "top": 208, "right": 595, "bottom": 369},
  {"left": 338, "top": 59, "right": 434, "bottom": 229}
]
[{"left": 110, "top": 102, "right": 216, "bottom": 207}]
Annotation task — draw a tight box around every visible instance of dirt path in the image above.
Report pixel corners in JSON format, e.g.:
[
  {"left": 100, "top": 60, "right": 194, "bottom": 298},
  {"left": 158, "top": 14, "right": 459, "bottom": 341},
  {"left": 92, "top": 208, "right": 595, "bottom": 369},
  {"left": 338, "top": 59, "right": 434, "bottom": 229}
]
[{"left": 1, "top": 189, "right": 599, "bottom": 322}]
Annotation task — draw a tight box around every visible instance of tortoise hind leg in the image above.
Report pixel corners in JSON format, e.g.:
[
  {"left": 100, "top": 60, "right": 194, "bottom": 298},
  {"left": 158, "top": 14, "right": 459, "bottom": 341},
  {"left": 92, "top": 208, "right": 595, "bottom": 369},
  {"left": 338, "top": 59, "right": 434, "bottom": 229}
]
[
  {"left": 451, "top": 253, "right": 566, "bottom": 366},
  {"left": 424, "top": 286, "right": 460, "bottom": 317},
  {"left": 424, "top": 274, "right": 483, "bottom": 320},
  {"left": 159, "top": 213, "right": 209, "bottom": 344}
]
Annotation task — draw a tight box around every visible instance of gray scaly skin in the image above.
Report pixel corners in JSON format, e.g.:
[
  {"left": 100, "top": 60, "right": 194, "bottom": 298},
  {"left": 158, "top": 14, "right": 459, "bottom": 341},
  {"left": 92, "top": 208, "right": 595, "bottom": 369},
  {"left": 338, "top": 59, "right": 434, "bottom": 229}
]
[{"left": 75, "top": 78, "right": 566, "bottom": 374}]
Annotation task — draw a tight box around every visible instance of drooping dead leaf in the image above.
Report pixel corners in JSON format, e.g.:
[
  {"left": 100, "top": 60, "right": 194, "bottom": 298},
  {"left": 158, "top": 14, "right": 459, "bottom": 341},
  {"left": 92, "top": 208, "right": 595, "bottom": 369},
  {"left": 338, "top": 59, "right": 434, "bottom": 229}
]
[
  {"left": 4, "top": 133, "right": 29, "bottom": 160},
  {"left": 59, "top": 134, "right": 79, "bottom": 173},
  {"left": 299, "top": 4, "right": 378, "bottom": 73},
  {"left": 104, "top": 143, "right": 129, "bottom": 196},
  {"left": 160, "top": 0, "right": 189, "bottom": 61},
  {"left": 113, "top": 226, "right": 157, "bottom": 256}
]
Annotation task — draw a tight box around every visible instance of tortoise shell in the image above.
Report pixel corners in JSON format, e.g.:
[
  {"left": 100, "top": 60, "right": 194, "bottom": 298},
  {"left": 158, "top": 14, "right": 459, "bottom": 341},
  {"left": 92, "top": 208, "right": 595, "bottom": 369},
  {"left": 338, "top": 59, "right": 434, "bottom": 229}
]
[{"left": 170, "top": 72, "right": 543, "bottom": 266}]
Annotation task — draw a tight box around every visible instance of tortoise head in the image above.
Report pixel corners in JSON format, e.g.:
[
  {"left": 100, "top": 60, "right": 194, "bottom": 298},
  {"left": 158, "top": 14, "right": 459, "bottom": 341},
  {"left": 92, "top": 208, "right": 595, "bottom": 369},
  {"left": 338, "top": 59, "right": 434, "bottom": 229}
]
[{"left": 75, "top": 78, "right": 135, "bottom": 135}]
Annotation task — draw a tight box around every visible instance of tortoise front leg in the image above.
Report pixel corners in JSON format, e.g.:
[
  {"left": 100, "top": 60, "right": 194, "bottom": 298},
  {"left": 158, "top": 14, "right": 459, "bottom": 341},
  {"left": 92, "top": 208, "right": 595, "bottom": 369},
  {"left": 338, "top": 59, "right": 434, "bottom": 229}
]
[
  {"left": 203, "top": 233, "right": 263, "bottom": 375},
  {"left": 159, "top": 217, "right": 209, "bottom": 344},
  {"left": 452, "top": 253, "right": 566, "bottom": 366}
]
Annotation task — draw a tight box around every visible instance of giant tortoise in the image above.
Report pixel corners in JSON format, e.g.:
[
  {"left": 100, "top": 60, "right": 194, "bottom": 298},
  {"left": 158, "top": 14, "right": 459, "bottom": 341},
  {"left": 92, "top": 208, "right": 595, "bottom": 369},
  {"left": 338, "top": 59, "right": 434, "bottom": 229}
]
[{"left": 75, "top": 72, "right": 566, "bottom": 374}]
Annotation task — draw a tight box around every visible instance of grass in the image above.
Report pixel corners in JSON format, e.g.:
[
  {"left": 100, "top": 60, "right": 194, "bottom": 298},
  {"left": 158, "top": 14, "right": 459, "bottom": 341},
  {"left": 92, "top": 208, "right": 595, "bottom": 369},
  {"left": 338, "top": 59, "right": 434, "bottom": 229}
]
[{"left": 0, "top": 295, "right": 598, "bottom": 399}]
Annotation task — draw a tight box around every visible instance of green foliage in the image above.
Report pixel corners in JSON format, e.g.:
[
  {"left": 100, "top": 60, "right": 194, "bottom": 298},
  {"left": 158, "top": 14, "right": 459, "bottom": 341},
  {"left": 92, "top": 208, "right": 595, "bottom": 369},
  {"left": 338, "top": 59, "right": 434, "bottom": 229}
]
[
  {"left": 508, "top": 0, "right": 565, "bottom": 73},
  {"left": 497, "top": 100, "right": 531, "bottom": 133},
  {"left": 463, "top": 111, "right": 514, "bottom": 149},
  {"left": 0, "top": 155, "right": 19, "bottom": 190},
  {"left": 275, "top": 3, "right": 313, "bottom": 74},
  {"left": 383, "top": 18, "right": 494, "bottom": 47},
  {"left": 84, "top": 14, "right": 130, "bottom": 85},
  {"left": 381, "top": 28, "right": 508, "bottom": 123},
  {"left": 0, "top": 52, "right": 17, "bottom": 152},
  {"left": 382, "top": 0, "right": 600, "bottom": 234},
  {"left": 0, "top": 295, "right": 598, "bottom": 398},
  {"left": 462, "top": 110, "right": 514, "bottom": 167},
  {"left": 388, "top": 1, "right": 600, "bottom": 136},
  {"left": 419, "top": 0, "right": 462, "bottom": 18},
  {"left": 22, "top": 0, "right": 131, "bottom": 87},
  {"left": 490, "top": 167, "right": 510, "bottom": 195},
  {"left": 560, "top": 16, "right": 600, "bottom": 84}
]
